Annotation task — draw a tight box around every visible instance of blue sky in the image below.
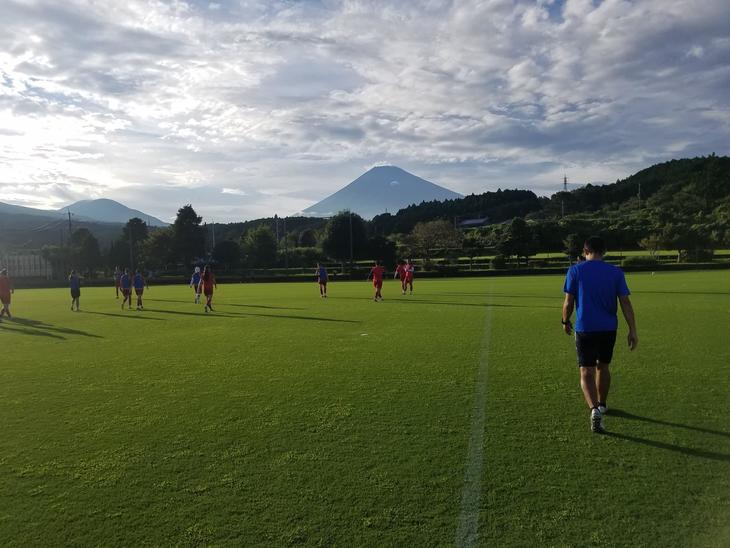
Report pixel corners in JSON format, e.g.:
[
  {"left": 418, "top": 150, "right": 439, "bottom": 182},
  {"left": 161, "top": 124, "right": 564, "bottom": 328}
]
[{"left": 1, "top": 0, "right": 728, "bottom": 222}]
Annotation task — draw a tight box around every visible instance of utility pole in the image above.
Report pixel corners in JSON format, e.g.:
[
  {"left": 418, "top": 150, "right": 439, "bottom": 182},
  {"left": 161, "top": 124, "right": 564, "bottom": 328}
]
[
  {"left": 128, "top": 225, "right": 134, "bottom": 273},
  {"left": 274, "top": 214, "right": 279, "bottom": 250},
  {"left": 637, "top": 182, "right": 642, "bottom": 207},
  {"left": 283, "top": 216, "right": 288, "bottom": 270},
  {"left": 349, "top": 210, "right": 354, "bottom": 273},
  {"left": 561, "top": 174, "right": 568, "bottom": 218},
  {"left": 67, "top": 209, "right": 73, "bottom": 239},
  {"left": 211, "top": 222, "right": 216, "bottom": 250}
]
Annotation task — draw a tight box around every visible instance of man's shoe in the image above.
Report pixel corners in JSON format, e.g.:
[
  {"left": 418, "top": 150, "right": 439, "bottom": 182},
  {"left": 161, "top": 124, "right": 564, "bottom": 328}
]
[
  {"left": 598, "top": 404, "right": 608, "bottom": 415},
  {"left": 591, "top": 408, "right": 605, "bottom": 433}
]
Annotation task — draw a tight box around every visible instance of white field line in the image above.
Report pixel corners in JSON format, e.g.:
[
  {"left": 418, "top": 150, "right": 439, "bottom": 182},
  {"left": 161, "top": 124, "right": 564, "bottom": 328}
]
[{"left": 455, "top": 301, "right": 492, "bottom": 548}]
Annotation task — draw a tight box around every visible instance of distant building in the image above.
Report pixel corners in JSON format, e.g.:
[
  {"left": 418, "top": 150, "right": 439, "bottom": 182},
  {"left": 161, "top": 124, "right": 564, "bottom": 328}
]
[{"left": 457, "top": 217, "right": 489, "bottom": 228}]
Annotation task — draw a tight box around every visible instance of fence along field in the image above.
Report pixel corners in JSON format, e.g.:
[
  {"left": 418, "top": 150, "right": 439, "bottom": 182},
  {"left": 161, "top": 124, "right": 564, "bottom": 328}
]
[{"left": 0, "top": 271, "right": 728, "bottom": 545}]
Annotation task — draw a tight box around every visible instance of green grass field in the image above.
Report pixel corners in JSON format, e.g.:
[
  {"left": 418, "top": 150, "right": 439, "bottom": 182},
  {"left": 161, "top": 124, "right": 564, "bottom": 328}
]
[{"left": 1, "top": 271, "right": 728, "bottom": 546}]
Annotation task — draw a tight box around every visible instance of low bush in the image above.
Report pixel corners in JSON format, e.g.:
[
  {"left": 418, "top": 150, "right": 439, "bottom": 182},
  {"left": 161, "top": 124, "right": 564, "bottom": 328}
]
[{"left": 621, "top": 255, "right": 659, "bottom": 267}]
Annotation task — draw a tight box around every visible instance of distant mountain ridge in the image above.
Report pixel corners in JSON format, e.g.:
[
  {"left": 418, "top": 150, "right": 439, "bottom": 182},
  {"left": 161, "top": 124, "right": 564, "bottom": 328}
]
[
  {"left": 63, "top": 199, "right": 168, "bottom": 226},
  {"left": 0, "top": 199, "right": 167, "bottom": 227},
  {"left": 302, "top": 166, "right": 462, "bottom": 219}
]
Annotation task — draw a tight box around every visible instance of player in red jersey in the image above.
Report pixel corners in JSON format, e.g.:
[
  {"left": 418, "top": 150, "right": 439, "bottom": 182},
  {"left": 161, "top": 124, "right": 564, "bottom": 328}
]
[
  {"left": 404, "top": 259, "right": 415, "bottom": 294},
  {"left": 198, "top": 265, "right": 217, "bottom": 313},
  {"left": 367, "top": 261, "right": 386, "bottom": 301},
  {"left": 113, "top": 266, "right": 121, "bottom": 299},
  {"left": 394, "top": 260, "right": 407, "bottom": 295},
  {"left": 0, "top": 268, "right": 13, "bottom": 320}
]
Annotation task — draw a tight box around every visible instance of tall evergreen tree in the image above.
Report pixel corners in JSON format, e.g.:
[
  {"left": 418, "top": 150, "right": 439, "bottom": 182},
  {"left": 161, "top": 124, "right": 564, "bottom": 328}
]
[
  {"left": 242, "top": 225, "right": 278, "bottom": 268},
  {"left": 173, "top": 205, "right": 205, "bottom": 266},
  {"left": 321, "top": 212, "right": 367, "bottom": 264}
]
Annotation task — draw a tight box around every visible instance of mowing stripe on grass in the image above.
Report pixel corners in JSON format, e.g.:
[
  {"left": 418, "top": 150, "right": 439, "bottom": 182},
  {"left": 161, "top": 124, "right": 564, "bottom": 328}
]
[{"left": 455, "top": 301, "right": 493, "bottom": 548}]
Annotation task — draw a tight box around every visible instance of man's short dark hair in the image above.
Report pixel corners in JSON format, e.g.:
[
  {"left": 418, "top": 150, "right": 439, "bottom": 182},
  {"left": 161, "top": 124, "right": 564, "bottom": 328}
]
[{"left": 584, "top": 236, "right": 606, "bottom": 255}]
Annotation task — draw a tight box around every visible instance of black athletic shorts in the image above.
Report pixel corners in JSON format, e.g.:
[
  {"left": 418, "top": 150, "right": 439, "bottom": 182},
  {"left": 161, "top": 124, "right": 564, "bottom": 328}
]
[
  {"left": 575, "top": 331, "right": 617, "bottom": 367},
  {"left": 71, "top": 288, "right": 81, "bottom": 299}
]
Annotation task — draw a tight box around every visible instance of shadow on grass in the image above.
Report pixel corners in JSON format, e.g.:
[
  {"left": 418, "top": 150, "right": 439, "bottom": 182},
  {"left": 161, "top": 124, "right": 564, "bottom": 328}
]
[
  {"left": 0, "top": 322, "right": 66, "bottom": 340},
  {"left": 609, "top": 408, "right": 730, "bottom": 438},
  {"left": 143, "top": 308, "right": 359, "bottom": 324},
  {"left": 0, "top": 317, "right": 103, "bottom": 339},
  {"left": 225, "top": 302, "right": 306, "bottom": 311},
  {"left": 604, "top": 431, "right": 730, "bottom": 462},
  {"left": 83, "top": 311, "right": 165, "bottom": 321},
  {"left": 331, "top": 296, "right": 554, "bottom": 309},
  {"left": 146, "top": 298, "right": 305, "bottom": 311},
  {"left": 408, "top": 299, "right": 555, "bottom": 309},
  {"left": 633, "top": 290, "right": 730, "bottom": 297},
  {"left": 443, "top": 292, "right": 561, "bottom": 301}
]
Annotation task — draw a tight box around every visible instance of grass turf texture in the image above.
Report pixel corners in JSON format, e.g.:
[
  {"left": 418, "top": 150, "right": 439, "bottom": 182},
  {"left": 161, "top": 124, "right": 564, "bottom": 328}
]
[{"left": 1, "top": 272, "right": 728, "bottom": 546}]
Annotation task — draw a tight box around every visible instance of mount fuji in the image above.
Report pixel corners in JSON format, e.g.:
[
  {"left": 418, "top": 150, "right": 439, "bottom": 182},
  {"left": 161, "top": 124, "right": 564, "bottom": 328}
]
[{"left": 302, "top": 166, "right": 462, "bottom": 219}]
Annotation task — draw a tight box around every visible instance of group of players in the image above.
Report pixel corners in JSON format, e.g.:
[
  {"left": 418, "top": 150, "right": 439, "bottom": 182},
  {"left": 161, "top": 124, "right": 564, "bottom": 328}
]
[
  {"left": 112, "top": 265, "right": 217, "bottom": 312},
  {"left": 112, "top": 268, "right": 149, "bottom": 311},
  {"left": 0, "top": 258, "right": 413, "bottom": 320},
  {"left": 315, "top": 259, "right": 415, "bottom": 301}
]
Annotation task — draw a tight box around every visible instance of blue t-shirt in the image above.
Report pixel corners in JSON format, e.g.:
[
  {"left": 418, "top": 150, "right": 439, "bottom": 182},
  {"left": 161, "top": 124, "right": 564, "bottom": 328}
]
[
  {"left": 133, "top": 274, "right": 145, "bottom": 289},
  {"left": 191, "top": 272, "right": 201, "bottom": 286},
  {"left": 317, "top": 267, "right": 328, "bottom": 281},
  {"left": 563, "top": 260, "right": 630, "bottom": 332},
  {"left": 69, "top": 275, "right": 80, "bottom": 291},
  {"left": 120, "top": 274, "right": 131, "bottom": 289}
]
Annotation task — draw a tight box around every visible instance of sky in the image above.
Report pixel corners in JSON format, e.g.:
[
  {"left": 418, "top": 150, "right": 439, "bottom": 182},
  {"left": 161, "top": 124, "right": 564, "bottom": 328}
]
[{"left": 1, "top": 0, "right": 728, "bottom": 222}]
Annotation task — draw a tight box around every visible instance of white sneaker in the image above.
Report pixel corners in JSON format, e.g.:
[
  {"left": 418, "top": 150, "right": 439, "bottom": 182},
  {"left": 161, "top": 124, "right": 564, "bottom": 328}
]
[
  {"left": 598, "top": 404, "right": 608, "bottom": 415},
  {"left": 591, "top": 408, "right": 605, "bottom": 433}
]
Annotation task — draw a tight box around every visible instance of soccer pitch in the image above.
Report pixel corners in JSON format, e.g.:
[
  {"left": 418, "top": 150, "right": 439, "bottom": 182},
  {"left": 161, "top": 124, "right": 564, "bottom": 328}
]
[{"left": 1, "top": 271, "right": 728, "bottom": 546}]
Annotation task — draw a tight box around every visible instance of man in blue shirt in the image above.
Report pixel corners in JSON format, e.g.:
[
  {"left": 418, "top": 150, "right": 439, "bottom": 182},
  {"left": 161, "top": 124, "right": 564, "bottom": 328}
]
[
  {"left": 190, "top": 266, "right": 202, "bottom": 304},
  {"left": 133, "top": 270, "right": 147, "bottom": 311},
  {"left": 69, "top": 270, "right": 81, "bottom": 311},
  {"left": 562, "top": 236, "right": 638, "bottom": 433}
]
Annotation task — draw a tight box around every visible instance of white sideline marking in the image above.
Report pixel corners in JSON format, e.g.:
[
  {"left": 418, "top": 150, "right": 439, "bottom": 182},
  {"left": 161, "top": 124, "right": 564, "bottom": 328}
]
[{"left": 455, "top": 303, "right": 492, "bottom": 548}]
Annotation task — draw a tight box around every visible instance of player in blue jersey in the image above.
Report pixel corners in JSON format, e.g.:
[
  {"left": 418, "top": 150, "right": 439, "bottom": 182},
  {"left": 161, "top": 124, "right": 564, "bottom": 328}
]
[
  {"left": 133, "top": 270, "right": 147, "bottom": 310},
  {"left": 190, "top": 266, "right": 202, "bottom": 304},
  {"left": 120, "top": 269, "right": 132, "bottom": 310},
  {"left": 69, "top": 270, "right": 81, "bottom": 311},
  {"left": 562, "top": 236, "right": 638, "bottom": 434},
  {"left": 315, "top": 263, "right": 328, "bottom": 298}
]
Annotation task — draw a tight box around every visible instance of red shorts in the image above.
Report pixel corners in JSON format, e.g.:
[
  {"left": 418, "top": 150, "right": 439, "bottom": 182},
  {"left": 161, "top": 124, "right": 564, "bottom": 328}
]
[
  {"left": 0, "top": 293, "right": 10, "bottom": 305},
  {"left": 373, "top": 280, "right": 383, "bottom": 289},
  {"left": 203, "top": 288, "right": 214, "bottom": 297},
  {"left": 135, "top": 288, "right": 144, "bottom": 296}
]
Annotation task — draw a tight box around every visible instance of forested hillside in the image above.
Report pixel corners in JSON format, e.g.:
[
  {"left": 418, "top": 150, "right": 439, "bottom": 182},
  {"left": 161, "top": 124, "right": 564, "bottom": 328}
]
[{"left": 371, "top": 155, "right": 729, "bottom": 235}]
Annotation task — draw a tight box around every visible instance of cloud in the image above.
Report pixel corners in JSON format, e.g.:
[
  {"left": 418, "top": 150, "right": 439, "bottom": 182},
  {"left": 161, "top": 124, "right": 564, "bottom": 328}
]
[
  {"left": 221, "top": 187, "right": 247, "bottom": 196},
  {"left": 0, "top": 0, "right": 728, "bottom": 221}
]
